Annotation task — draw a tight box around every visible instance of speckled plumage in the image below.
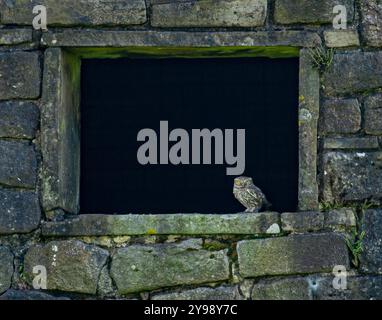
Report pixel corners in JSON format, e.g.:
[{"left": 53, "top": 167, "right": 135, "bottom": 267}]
[{"left": 233, "top": 176, "right": 269, "bottom": 213}]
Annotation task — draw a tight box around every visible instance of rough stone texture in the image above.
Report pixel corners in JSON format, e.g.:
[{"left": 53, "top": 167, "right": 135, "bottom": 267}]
[
  {"left": 97, "top": 265, "right": 114, "bottom": 297},
  {"left": 298, "top": 50, "right": 320, "bottom": 211},
  {"left": 360, "top": 209, "right": 382, "bottom": 274},
  {"left": 313, "top": 276, "right": 382, "bottom": 300},
  {"left": 320, "top": 99, "right": 361, "bottom": 134},
  {"left": 274, "top": 0, "right": 354, "bottom": 24},
  {"left": 364, "top": 93, "right": 382, "bottom": 135},
  {"left": 324, "top": 208, "right": 356, "bottom": 230},
  {"left": 0, "top": 189, "right": 41, "bottom": 234},
  {"left": 0, "top": 0, "right": 147, "bottom": 26},
  {"left": 0, "top": 140, "right": 37, "bottom": 188},
  {"left": 0, "top": 0, "right": 381, "bottom": 301},
  {"left": 151, "top": 0, "right": 267, "bottom": 27},
  {"left": 360, "top": 1, "right": 382, "bottom": 47},
  {"left": 41, "top": 48, "right": 80, "bottom": 213},
  {"left": 322, "top": 152, "right": 382, "bottom": 203},
  {"left": 152, "top": 286, "right": 242, "bottom": 300},
  {"left": 0, "top": 246, "right": 13, "bottom": 294},
  {"left": 24, "top": 240, "right": 109, "bottom": 294},
  {"left": 0, "top": 289, "right": 70, "bottom": 300},
  {"left": 0, "top": 29, "right": 32, "bottom": 45},
  {"left": 252, "top": 277, "right": 311, "bottom": 300},
  {"left": 323, "top": 137, "right": 380, "bottom": 150},
  {"left": 237, "top": 233, "right": 349, "bottom": 277},
  {"left": 281, "top": 212, "right": 324, "bottom": 233},
  {"left": 41, "top": 30, "right": 320, "bottom": 49},
  {"left": 250, "top": 275, "right": 382, "bottom": 300},
  {"left": 42, "top": 212, "right": 280, "bottom": 236},
  {"left": 111, "top": 239, "right": 229, "bottom": 294},
  {"left": 0, "top": 101, "right": 39, "bottom": 139},
  {"left": 324, "top": 30, "right": 360, "bottom": 48},
  {"left": 0, "top": 51, "right": 40, "bottom": 100},
  {"left": 323, "top": 52, "right": 382, "bottom": 96}
]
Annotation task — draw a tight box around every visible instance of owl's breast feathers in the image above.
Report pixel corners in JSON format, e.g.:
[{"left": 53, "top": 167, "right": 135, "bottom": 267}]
[{"left": 234, "top": 186, "right": 263, "bottom": 209}]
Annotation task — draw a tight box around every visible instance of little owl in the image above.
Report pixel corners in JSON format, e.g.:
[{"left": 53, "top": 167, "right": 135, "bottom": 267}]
[{"left": 233, "top": 176, "right": 270, "bottom": 213}]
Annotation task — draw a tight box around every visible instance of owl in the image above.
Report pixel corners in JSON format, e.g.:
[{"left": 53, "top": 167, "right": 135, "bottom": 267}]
[{"left": 233, "top": 176, "right": 270, "bottom": 213}]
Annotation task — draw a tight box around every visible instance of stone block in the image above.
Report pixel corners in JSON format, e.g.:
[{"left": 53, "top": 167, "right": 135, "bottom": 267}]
[
  {"left": 0, "top": 189, "right": 41, "bottom": 234},
  {"left": 322, "top": 152, "right": 382, "bottom": 203},
  {"left": 0, "top": 140, "right": 37, "bottom": 188},
  {"left": 360, "top": 1, "right": 382, "bottom": 47},
  {"left": 364, "top": 93, "right": 382, "bottom": 135},
  {"left": 281, "top": 212, "right": 324, "bottom": 233},
  {"left": 324, "top": 30, "right": 360, "bottom": 48},
  {"left": 323, "top": 52, "right": 382, "bottom": 96},
  {"left": 151, "top": 0, "right": 267, "bottom": 27},
  {"left": 0, "top": 247, "right": 13, "bottom": 294},
  {"left": 0, "top": 101, "right": 39, "bottom": 139},
  {"left": 237, "top": 233, "right": 349, "bottom": 277},
  {"left": 320, "top": 99, "right": 361, "bottom": 134},
  {"left": 360, "top": 209, "right": 382, "bottom": 274},
  {"left": 0, "top": 52, "right": 41, "bottom": 100},
  {"left": 0, "top": 29, "right": 32, "bottom": 45},
  {"left": 110, "top": 239, "right": 229, "bottom": 293},
  {"left": 152, "top": 286, "right": 242, "bottom": 300},
  {"left": 0, "top": 0, "right": 146, "bottom": 26},
  {"left": 275, "top": 0, "right": 354, "bottom": 24},
  {"left": 323, "top": 137, "right": 379, "bottom": 150},
  {"left": 24, "top": 240, "right": 109, "bottom": 294}
]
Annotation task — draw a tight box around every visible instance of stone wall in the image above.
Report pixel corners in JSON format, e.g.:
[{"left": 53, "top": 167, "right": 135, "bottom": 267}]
[{"left": 1, "top": 0, "right": 382, "bottom": 300}]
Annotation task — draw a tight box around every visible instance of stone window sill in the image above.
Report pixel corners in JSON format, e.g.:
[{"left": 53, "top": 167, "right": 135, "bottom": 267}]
[{"left": 42, "top": 212, "right": 281, "bottom": 236}]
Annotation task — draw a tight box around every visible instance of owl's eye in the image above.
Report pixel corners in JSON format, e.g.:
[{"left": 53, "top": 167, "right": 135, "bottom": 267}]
[{"left": 234, "top": 180, "right": 242, "bottom": 186}]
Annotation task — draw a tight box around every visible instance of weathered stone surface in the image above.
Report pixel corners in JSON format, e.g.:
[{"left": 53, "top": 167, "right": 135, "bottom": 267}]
[
  {"left": 0, "top": 51, "right": 40, "bottom": 100},
  {"left": 360, "top": 1, "right": 382, "bottom": 47},
  {"left": 97, "top": 265, "right": 114, "bottom": 297},
  {"left": 313, "top": 276, "right": 382, "bottom": 300},
  {"left": 152, "top": 286, "right": 242, "bottom": 300},
  {"left": 323, "top": 137, "right": 379, "bottom": 150},
  {"left": 364, "top": 93, "right": 382, "bottom": 135},
  {"left": 298, "top": 49, "right": 320, "bottom": 211},
  {"left": 252, "top": 277, "right": 311, "bottom": 300},
  {"left": 0, "top": 189, "right": 41, "bottom": 234},
  {"left": 41, "top": 48, "right": 80, "bottom": 213},
  {"left": 237, "top": 233, "right": 349, "bottom": 277},
  {"left": 0, "top": 101, "right": 39, "bottom": 139},
  {"left": 151, "top": 0, "right": 267, "bottom": 27},
  {"left": 0, "top": 0, "right": 146, "bottom": 26},
  {"left": 323, "top": 52, "right": 382, "bottom": 96},
  {"left": 324, "top": 30, "right": 360, "bottom": 48},
  {"left": 324, "top": 208, "right": 356, "bottom": 230},
  {"left": 322, "top": 152, "right": 382, "bottom": 203},
  {"left": 41, "top": 30, "right": 320, "bottom": 49},
  {"left": 281, "top": 212, "right": 324, "bottom": 233},
  {"left": 42, "top": 212, "right": 280, "bottom": 236},
  {"left": 0, "top": 289, "right": 70, "bottom": 300},
  {"left": 0, "top": 246, "right": 13, "bottom": 294},
  {"left": 320, "top": 99, "right": 361, "bottom": 134},
  {"left": 274, "top": 0, "right": 354, "bottom": 24},
  {"left": 111, "top": 239, "right": 229, "bottom": 294},
  {"left": 250, "top": 275, "right": 382, "bottom": 300},
  {"left": 24, "top": 240, "right": 109, "bottom": 294},
  {"left": 360, "top": 209, "right": 382, "bottom": 274},
  {"left": 0, "top": 140, "right": 37, "bottom": 188},
  {"left": 0, "top": 29, "right": 32, "bottom": 45}
]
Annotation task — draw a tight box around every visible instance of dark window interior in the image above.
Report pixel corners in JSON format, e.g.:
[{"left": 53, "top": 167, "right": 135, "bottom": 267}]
[{"left": 80, "top": 57, "right": 299, "bottom": 214}]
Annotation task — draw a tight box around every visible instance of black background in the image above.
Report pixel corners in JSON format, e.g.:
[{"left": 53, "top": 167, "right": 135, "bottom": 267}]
[{"left": 80, "top": 57, "right": 299, "bottom": 214}]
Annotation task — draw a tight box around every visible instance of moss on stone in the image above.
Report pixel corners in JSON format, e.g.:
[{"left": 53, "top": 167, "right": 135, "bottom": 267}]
[{"left": 67, "top": 46, "right": 299, "bottom": 60}]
